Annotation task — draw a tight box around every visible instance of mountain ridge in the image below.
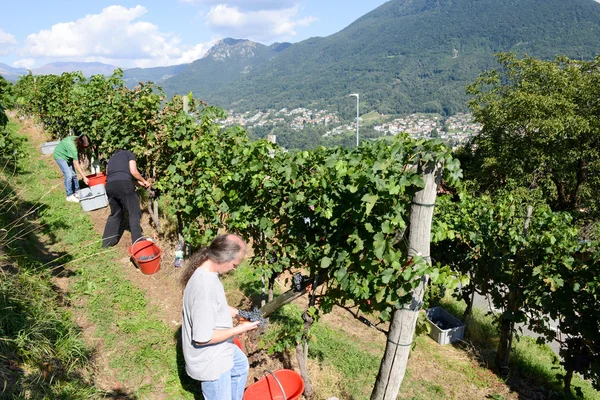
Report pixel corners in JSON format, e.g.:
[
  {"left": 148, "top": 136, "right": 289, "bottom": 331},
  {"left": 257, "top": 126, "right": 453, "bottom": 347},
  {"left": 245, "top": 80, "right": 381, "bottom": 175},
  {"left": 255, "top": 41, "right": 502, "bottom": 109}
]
[
  {"left": 32, "top": 61, "right": 118, "bottom": 77},
  {"left": 122, "top": 64, "right": 190, "bottom": 88},
  {"left": 0, "top": 63, "right": 28, "bottom": 81},
  {"left": 162, "top": 37, "right": 292, "bottom": 97},
  {"left": 3, "top": 0, "right": 600, "bottom": 116},
  {"left": 162, "top": 0, "right": 600, "bottom": 116}
]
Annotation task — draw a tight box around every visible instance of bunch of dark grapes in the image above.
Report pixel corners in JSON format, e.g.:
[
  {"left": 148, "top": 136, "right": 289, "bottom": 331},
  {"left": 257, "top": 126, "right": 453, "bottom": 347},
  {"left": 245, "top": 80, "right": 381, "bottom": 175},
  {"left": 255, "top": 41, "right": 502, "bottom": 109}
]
[
  {"left": 238, "top": 307, "right": 268, "bottom": 328},
  {"left": 292, "top": 272, "right": 304, "bottom": 291}
]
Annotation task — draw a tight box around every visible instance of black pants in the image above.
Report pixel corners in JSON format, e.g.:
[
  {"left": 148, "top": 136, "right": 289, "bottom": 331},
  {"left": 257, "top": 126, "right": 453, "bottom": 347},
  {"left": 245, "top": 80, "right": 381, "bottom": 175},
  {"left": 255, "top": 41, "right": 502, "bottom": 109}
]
[{"left": 102, "top": 180, "right": 142, "bottom": 247}]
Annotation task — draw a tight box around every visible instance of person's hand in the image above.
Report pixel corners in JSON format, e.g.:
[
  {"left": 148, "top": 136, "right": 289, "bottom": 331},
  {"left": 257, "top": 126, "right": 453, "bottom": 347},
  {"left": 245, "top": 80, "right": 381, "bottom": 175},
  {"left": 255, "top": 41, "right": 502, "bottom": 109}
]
[
  {"left": 237, "top": 321, "right": 260, "bottom": 333},
  {"left": 83, "top": 177, "right": 90, "bottom": 185}
]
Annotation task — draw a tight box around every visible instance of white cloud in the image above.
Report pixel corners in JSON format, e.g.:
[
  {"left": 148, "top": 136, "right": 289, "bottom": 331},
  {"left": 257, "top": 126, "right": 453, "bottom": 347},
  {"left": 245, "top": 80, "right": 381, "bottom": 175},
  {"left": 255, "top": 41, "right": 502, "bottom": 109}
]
[
  {"left": 13, "top": 58, "right": 35, "bottom": 69},
  {"left": 24, "top": 6, "right": 179, "bottom": 59},
  {"left": 21, "top": 5, "right": 213, "bottom": 67},
  {"left": 182, "top": 0, "right": 298, "bottom": 11},
  {"left": 0, "top": 28, "right": 17, "bottom": 56},
  {"left": 177, "top": 41, "right": 219, "bottom": 63},
  {"left": 205, "top": 4, "right": 317, "bottom": 42},
  {"left": 131, "top": 39, "right": 219, "bottom": 67},
  {"left": 11, "top": 3, "right": 316, "bottom": 68}
]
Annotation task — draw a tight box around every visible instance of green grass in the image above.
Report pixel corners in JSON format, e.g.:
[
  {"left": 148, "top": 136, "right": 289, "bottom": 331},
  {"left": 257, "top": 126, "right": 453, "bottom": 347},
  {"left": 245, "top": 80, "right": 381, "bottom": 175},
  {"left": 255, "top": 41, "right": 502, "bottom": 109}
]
[
  {"left": 361, "top": 110, "right": 384, "bottom": 124},
  {"left": 1, "top": 121, "right": 197, "bottom": 398},
  {"left": 439, "top": 296, "right": 600, "bottom": 399},
  {"left": 0, "top": 122, "right": 97, "bottom": 399},
  {"left": 511, "top": 337, "right": 600, "bottom": 399},
  {"left": 309, "top": 323, "right": 381, "bottom": 399},
  {"left": 0, "top": 267, "right": 97, "bottom": 399}
]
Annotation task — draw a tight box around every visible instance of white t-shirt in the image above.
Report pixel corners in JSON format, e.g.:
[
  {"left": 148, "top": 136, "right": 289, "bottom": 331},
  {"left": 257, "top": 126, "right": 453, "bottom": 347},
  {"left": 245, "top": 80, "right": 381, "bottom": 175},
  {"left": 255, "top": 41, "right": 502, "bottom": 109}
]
[{"left": 182, "top": 269, "right": 235, "bottom": 381}]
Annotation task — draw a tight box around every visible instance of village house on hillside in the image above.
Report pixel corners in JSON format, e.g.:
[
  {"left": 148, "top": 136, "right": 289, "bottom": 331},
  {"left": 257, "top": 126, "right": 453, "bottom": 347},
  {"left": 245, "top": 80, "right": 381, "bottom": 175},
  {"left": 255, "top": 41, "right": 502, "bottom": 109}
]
[{"left": 220, "top": 108, "right": 480, "bottom": 145}]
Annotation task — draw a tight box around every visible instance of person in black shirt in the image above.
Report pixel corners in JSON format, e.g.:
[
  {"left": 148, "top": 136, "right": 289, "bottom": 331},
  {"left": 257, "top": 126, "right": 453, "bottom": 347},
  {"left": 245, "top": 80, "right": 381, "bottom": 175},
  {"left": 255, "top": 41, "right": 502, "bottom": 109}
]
[{"left": 101, "top": 150, "right": 150, "bottom": 247}]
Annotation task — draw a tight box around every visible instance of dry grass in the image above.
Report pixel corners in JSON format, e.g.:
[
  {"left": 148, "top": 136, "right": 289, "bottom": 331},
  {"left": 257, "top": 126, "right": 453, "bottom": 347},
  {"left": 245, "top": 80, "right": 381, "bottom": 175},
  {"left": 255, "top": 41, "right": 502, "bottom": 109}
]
[{"left": 399, "top": 336, "right": 517, "bottom": 400}]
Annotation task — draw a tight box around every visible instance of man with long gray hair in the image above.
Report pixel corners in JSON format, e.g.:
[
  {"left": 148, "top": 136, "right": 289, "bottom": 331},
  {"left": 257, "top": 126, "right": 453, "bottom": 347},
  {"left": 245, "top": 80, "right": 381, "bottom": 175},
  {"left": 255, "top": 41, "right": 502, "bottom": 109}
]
[{"left": 181, "top": 234, "right": 259, "bottom": 400}]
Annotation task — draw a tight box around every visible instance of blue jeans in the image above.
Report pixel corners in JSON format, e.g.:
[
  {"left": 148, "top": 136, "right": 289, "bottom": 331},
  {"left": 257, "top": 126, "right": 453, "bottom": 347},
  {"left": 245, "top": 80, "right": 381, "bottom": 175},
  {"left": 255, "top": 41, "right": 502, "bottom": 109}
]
[
  {"left": 55, "top": 158, "right": 79, "bottom": 196},
  {"left": 201, "top": 346, "right": 248, "bottom": 400}
]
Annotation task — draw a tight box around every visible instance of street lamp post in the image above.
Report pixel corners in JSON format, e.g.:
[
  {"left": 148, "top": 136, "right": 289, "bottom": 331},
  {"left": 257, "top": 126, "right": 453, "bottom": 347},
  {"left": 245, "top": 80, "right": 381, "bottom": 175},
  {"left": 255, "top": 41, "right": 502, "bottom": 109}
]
[{"left": 349, "top": 93, "right": 359, "bottom": 147}]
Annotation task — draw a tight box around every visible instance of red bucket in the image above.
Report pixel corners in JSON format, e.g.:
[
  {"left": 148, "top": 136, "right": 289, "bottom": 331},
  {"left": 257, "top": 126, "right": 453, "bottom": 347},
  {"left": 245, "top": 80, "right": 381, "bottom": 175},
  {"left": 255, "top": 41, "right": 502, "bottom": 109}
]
[
  {"left": 234, "top": 336, "right": 244, "bottom": 352},
  {"left": 243, "top": 370, "right": 304, "bottom": 400},
  {"left": 127, "top": 237, "right": 161, "bottom": 275},
  {"left": 86, "top": 172, "right": 107, "bottom": 187}
]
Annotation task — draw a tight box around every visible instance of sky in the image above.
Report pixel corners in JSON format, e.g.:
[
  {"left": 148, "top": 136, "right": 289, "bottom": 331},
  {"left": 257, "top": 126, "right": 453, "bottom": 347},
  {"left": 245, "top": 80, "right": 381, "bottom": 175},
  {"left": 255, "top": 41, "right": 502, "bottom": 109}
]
[{"left": 0, "top": 1, "right": 389, "bottom": 70}]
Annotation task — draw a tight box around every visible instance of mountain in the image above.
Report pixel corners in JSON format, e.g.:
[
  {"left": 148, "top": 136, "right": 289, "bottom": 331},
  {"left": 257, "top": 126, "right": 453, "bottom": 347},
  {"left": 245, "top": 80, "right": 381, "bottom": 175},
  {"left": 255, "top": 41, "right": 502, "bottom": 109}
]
[
  {"left": 0, "top": 63, "right": 28, "bottom": 82},
  {"left": 122, "top": 63, "right": 190, "bottom": 88},
  {"left": 31, "top": 62, "right": 118, "bottom": 77},
  {"left": 162, "top": 0, "right": 600, "bottom": 116},
  {"left": 162, "top": 38, "right": 292, "bottom": 99}
]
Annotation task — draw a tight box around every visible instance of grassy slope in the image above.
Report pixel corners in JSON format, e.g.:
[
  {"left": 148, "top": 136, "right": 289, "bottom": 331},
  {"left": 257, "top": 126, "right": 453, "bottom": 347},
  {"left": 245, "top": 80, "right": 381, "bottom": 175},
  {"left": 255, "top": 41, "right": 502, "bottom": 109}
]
[
  {"left": 4, "top": 118, "right": 194, "bottom": 398},
  {"left": 0, "top": 120, "right": 97, "bottom": 399},
  {"left": 441, "top": 298, "right": 600, "bottom": 400},
  {"left": 224, "top": 266, "right": 517, "bottom": 400}
]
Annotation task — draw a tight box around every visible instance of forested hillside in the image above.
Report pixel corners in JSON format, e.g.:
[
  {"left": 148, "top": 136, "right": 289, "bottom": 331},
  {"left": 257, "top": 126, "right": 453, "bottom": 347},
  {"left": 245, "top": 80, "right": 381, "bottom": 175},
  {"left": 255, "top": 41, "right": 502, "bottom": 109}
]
[
  {"left": 162, "top": 0, "right": 600, "bottom": 117},
  {"left": 0, "top": 63, "right": 27, "bottom": 82},
  {"left": 122, "top": 63, "right": 190, "bottom": 89},
  {"left": 163, "top": 38, "right": 291, "bottom": 98}
]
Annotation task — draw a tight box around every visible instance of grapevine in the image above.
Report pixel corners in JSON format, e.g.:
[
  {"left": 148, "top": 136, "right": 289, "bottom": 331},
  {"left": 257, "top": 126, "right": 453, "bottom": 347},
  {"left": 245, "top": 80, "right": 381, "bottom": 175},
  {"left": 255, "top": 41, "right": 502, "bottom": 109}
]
[
  {"left": 12, "top": 70, "right": 463, "bottom": 319},
  {"left": 11, "top": 58, "right": 600, "bottom": 396}
]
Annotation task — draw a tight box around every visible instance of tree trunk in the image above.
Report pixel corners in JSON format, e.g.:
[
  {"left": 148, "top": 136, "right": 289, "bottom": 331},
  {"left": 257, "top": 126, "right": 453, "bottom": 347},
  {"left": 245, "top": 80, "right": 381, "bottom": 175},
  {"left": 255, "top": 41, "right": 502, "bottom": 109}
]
[
  {"left": 176, "top": 212, "right": 184, "bottom": 250},
  {"left": 371, "top": 161, "right": 442, "bottom": 400},
  {"left": 461, "top": 283, "right": 475, "bottom": 321},
  {"left": 573, "top": 158, "right": 586, "bottom": 209},
  {"left": 296, "top": 342, "right": 313, "bottom": 398},
  {"left": 563, "top": 368, "right": 574, "bottom": 394},
  {"left": 552, "top": 177, "right": 568, "bottom": 210},
  {"left": 261, "top": 274, "right": 267, "bottom": 307},
  {"left": 496, "top": 206, "right": 532, "bottom": 372},
  {"left": 496, "top": 311, "right": 514, "bottom": 372},
  {"left": 260, "top": 275, "right": 326, "bottom": 317},
  {"left": 150, "top": 167, "right": 160, "bottom": 233},
  {"left": 154, "top": 199, "right": 160, "bottom": 231},
  {"left": 296, "top": 285, "right": 317, "bottom": 398},
  {"left": 146, "top": 193, "right": 161, "bottom": 233}
]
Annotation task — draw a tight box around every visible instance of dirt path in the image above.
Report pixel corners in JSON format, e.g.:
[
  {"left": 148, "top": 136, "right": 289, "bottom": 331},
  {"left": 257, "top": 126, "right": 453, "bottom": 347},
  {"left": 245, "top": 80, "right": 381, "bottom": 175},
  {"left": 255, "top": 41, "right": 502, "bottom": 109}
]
[
  {"left": 17, "top": 117, "right": 185, "bottom": 394},
  {"left": 86, "top": 205, "right": 185, "bottom": 329},
  {"left": 21, "top": 118, "right": 291, "bottom": 392},
  {"left": 24, "top": 116, "right": 184, "bottom": 330}
]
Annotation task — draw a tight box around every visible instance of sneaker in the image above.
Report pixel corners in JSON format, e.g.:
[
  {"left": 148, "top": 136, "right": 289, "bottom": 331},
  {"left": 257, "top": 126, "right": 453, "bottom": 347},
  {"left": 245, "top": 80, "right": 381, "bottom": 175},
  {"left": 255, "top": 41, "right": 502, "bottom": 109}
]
[
  {"left": 74, "top": 190, "right": 81, "bottom": 199},
  {"left": 66, "top": 194, "right": 79, "bottom": 203}
]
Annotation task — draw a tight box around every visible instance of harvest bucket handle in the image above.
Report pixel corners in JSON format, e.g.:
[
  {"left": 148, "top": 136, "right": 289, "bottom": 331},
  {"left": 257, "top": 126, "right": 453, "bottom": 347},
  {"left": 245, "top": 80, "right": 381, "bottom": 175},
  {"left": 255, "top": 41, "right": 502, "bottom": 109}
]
[
  {"left": 131, "top": 236, "right": 155, "bottom": 249},
  {"left": 264, "top": 370, "right": 287, "bottom": 400},
  {"left": 129, "top": 237, "right": 157, "bottom": 260}
]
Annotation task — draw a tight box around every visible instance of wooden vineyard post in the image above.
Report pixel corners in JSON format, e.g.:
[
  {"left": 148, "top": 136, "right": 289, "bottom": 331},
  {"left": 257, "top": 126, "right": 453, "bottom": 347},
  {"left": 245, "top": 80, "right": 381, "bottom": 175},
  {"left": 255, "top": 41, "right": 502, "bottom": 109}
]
[
  {"left": 371, "top": 161, "right": 443, "bottom": 400},
  {"left": 182, "top": 94, "right": 189, "bottom": 114},
  {"left": 173, "top": 94, "right": 190, "bottom": 265}
]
